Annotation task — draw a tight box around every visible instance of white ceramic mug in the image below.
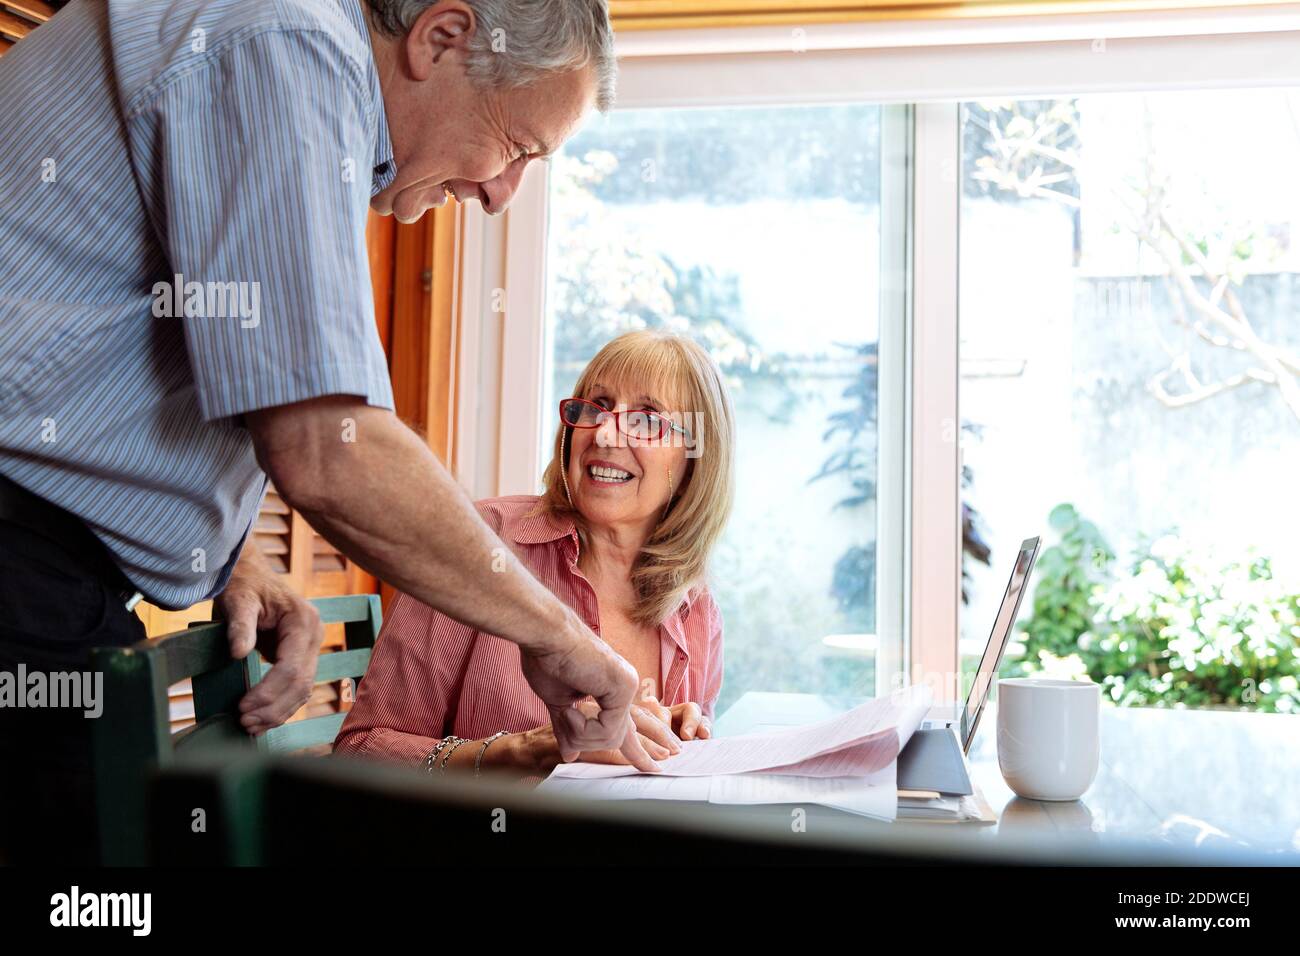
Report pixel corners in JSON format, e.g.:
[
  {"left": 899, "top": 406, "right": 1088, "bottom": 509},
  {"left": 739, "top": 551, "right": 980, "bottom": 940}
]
[{"left": 996, "top": 678, "right": 1100, "bottom": 801}]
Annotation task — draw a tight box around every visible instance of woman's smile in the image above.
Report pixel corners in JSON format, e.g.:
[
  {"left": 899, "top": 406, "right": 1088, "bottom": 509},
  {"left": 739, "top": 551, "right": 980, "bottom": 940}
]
[{"left": 584, "top": 458, "right": 637, "bottom": 488}]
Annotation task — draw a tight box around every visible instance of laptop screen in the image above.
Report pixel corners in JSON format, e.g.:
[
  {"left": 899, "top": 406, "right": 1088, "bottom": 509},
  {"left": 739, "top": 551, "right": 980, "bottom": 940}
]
[{"left": 960, "top": 536, "right": 1041, "bottom": 752}]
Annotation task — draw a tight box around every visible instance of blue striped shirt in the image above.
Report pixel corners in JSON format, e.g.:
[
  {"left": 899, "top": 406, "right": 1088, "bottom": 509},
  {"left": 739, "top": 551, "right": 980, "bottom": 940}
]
[{"left": 0, "top": 0, "right": 397, "bottom": 609}]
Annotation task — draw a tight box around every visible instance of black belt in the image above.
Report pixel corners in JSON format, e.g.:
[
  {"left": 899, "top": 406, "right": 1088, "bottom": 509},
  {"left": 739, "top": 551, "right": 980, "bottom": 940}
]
[{"left": 0, "top": 473, "right": 142, "bottom": 608}]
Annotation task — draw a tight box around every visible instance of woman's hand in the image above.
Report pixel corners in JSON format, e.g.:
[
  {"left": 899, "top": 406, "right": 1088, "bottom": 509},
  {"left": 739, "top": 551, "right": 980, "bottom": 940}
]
[
  {"left": 668, "top": 702, "right": 712, "bottom": 741},
  {"left": 497, "top": 724, "right": 564, "bottom": 776},
  {"left": 630, "top": 698, "right": 683, "bottom": 755}
]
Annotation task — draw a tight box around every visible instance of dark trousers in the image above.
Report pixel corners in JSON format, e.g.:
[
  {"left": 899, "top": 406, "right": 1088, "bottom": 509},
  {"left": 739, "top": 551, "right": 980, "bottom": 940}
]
[{"left": 0, "top": 518, "right": 145, "bottom": 865}]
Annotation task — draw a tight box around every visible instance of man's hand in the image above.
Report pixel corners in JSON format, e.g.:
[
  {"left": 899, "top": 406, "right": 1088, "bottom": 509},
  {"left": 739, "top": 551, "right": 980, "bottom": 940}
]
[
  {"left": 518, "top": 620, "right": 661, "bottom": 773},
  {"left": 500, "top": 719, "right": 674, "bottom": 777},
  {"left": 573, "top": 701, "right": 683, "bottom": 766},
  {"left": 215, "top": 549, "right": 324, "bottom": 736}
]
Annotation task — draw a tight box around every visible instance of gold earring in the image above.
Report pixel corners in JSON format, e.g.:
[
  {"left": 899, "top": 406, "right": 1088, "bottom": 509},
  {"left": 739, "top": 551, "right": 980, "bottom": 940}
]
[
  {"left": 663, "top": 465, "right": 673, "bottom": 519},
  {"left": 560, "top": 429, "right": 574, "bottom": 508}
]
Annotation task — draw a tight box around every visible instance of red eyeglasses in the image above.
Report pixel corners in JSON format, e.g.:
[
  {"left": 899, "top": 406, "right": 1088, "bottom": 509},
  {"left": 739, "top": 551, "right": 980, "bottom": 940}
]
[{"left": 559, "top": 398, "right": 691, "bottom": 441}]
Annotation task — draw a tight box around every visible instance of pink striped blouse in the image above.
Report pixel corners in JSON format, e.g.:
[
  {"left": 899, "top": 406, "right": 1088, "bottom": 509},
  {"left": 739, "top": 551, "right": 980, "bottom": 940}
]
[{"left": 334, "top": 495, "right": 725, "bottom": 765}]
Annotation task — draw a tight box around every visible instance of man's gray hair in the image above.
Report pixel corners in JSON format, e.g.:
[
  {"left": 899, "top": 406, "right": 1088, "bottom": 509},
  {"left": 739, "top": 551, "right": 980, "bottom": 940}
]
[{"left": 364, "top": 0, "right": 617, "bottom": 111}]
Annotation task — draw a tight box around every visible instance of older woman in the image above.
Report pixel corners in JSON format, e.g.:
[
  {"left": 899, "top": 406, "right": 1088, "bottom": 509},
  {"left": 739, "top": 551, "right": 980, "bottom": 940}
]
[{"left": 335, "top": 330, "right": 736, "bottom": 776}]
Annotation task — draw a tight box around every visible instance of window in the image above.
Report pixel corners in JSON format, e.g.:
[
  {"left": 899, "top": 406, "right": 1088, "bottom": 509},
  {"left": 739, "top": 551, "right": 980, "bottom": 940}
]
[
  {"left": 958, "top": 89, "right": 1300, "bottom": 713},
  {"left": 464, "top": 20, "right": 1300, "bottom": 714},
  {"left": 541, "top": 104, "right": 907, "bottom": 712}
]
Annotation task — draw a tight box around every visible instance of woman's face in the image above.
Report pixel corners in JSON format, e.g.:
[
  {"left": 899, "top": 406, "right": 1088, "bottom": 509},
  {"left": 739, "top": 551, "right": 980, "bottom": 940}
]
[{"left": 565, "top": 380, "right": 690, "bottom": 537}]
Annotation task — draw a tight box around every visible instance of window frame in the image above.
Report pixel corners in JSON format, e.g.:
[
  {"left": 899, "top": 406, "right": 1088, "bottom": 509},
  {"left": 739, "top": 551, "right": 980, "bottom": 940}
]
[{"left": 487, "top": 99, "right": 915, "bottom": 700}]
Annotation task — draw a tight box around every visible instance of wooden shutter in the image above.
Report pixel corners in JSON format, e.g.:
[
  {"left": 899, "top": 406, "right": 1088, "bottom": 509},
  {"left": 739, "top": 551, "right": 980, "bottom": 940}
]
[
  {"left": 257, "top": 487, "right": 377, "bottom": 601},
  {"left": 0, "top": 1, "right": 54, "bottom": 54}
]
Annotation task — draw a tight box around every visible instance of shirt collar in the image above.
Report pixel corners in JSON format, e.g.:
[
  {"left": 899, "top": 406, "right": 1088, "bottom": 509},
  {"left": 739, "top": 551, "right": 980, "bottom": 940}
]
[
  {"left": 510, "top": 506, "right": 579, "bottom": 548},
  {"left": 509, "top": 506, "right": 698, "bottom": 622},
  {"left": 338, "top": 0, "right": 397, "bottom": 193}
]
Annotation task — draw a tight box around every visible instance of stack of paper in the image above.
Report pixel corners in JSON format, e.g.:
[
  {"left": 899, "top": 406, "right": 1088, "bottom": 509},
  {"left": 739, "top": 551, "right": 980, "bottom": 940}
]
[
  {"left": 540, "top": 685, "right": 936, "bottom": 822},
  {"left": 898, "top": 793, "right": 962, "bottom": 819},
  {"left": 896, "top": 791, "right": 993, "bottom": 822}
]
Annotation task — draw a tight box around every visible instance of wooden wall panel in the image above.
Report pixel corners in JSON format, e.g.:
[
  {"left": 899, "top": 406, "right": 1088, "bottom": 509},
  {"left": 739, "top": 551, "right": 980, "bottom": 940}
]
[
  {"left": 367, "top": 211, "right": 397, "bottom": 355},
  {"left": 427, "top": 207, "right": 462, "bottom": 466},
  {"left": 387, "top": 205, "right": 461, "bottom": 462}
]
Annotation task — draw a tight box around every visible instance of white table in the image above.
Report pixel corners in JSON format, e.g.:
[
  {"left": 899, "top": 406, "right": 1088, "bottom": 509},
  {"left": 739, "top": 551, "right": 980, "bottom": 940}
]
[{"left": 713, "top": 691, "right": 1300, "bottom": 860}]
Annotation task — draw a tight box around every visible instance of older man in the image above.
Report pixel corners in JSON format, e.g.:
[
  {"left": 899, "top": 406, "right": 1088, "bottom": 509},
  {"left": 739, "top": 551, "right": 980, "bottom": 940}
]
[{"left": 0, "top": 0, "right": 655, "bottom": 865}]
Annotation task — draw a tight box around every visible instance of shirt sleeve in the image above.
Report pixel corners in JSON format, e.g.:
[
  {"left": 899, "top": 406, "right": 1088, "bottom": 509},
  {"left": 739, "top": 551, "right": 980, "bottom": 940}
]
[
  {"left": 700, "top": 591, "right": 725, "bottom": 721},
  {"left": 334, "top": 591, "right": 477, "bottom": 765},
  {"left": 144, "top": 28, "right": 393, "bottom": 421}
]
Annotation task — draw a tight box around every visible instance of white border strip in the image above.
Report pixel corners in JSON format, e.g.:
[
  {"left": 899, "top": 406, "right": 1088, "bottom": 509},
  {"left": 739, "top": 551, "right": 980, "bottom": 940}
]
[
  {"left": 875, "top": 104, "right": 913, "bottom": 697},
  {"left": 496, "top": 161, "right": 552, "bottom": 497},
  {"left": 454, "top": 206, "right": 487, "bottom": 495},
  {"left": 614, "top": 30, "right": 1300, "bottom": 108},
  {"left": 910, "top": 102, "right": 962, "bottom": 701}
]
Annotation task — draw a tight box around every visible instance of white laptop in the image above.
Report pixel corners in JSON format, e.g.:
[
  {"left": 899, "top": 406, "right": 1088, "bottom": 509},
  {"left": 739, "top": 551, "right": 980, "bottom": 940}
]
[{"left": 898, "top": 536, "right": 1041, "bottom": 796}]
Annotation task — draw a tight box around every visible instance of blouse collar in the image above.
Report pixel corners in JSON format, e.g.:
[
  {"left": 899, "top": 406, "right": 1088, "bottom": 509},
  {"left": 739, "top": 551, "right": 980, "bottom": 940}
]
[{"left": 507, "top": 505, "right": 698, "bottom": 623}]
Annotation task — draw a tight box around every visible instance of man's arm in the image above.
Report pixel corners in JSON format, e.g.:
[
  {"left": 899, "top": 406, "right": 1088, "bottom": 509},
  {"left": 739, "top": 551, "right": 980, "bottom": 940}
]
[
  {"left": 245, "top": 395, "right": 657, "bottom": 770},
  {"left": 126, "top": 23, "right": 639, "bottom": 756}
]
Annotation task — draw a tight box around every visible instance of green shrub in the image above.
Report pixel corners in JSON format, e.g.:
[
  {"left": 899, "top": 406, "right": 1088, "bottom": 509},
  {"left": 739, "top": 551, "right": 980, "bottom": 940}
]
[{"left": 1012, "top": 504, "right": 1300, "bottom": 713}]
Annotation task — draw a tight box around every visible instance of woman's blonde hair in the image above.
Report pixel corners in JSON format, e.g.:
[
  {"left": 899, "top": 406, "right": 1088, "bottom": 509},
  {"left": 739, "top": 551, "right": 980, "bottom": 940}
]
[{"left": 539, "top": 329, "right": 736, "bottom": 626}]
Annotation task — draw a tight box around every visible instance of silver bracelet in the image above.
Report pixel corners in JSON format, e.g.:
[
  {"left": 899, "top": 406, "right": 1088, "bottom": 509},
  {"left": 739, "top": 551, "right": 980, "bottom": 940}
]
[
  {"left": 474, "top": 731, "right": 511, "bottom": 778},
  {"left": 425, "top": 735, "right": 458, "bottom": 775},
  {"left": 438, "top": 736, "right": 470, "bottom": 772}
]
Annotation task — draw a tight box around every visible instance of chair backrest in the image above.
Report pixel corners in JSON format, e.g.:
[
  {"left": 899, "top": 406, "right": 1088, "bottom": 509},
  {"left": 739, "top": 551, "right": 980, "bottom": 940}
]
[
  {"left": 243, "top": 595, "right": 381, "bottom": 754},
  {"left": 91, "top": 593, "right": 382, "bottom": 866}
]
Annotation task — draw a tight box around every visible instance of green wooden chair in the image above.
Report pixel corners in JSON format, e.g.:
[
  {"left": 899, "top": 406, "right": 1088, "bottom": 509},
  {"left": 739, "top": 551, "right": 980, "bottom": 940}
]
[{"left": 90, "top": 593, "right": 382, "bottom": 866}]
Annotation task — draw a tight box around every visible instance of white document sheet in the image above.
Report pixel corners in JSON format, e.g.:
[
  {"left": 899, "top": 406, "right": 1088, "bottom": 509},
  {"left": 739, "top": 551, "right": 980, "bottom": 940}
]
[
  {"left": 708, "top": 763, "right": 898, "bottom": 821},
  {"left": 537, "top": 774, "right": 712, "bottom": 802},
  {"left": 538, "top": 766, "right": 898, "bottom": 820},
  {"left": 545, "top": 684, "right": 932, "bottom": 784}
]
